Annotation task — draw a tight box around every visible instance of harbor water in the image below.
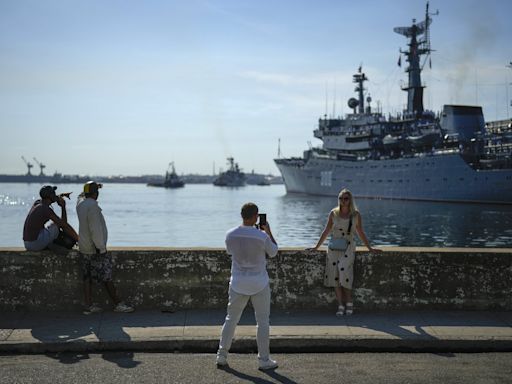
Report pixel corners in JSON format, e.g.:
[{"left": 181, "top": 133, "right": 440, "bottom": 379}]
[{"left": 1, "top": 183, "right": 511, "bottom": 248}]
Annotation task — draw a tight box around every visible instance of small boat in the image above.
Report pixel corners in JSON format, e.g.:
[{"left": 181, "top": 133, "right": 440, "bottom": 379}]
[
  {"left": 147, "top": 162, "right": 185, "bottom": 188},
  {"left": 213, "top": 157, "right": 246, "bottom": 187}
]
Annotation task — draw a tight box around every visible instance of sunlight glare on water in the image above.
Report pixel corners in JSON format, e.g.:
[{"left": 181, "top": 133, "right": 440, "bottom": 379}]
[{"left": 1, "top": 183, "right": 511, "bottom": 248}]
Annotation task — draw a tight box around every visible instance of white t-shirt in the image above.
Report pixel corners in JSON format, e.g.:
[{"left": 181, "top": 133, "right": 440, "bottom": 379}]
[{"left": 225, "top": 225, "right": 279, "bottom": 295}]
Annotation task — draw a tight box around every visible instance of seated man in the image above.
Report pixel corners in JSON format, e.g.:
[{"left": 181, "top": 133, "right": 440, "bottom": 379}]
[{"left": 23, "top": 185, "right": 79, "bottom": 251}]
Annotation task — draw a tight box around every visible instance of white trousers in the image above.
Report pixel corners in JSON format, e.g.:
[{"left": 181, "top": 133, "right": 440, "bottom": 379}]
[{"left": 218, "top": 284, "right": 271, "bottom": 361}]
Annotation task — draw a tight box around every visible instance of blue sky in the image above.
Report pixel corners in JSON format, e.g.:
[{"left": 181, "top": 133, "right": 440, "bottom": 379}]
[{"left": 1, "top": 0, "right": 511, "bottom": 176}]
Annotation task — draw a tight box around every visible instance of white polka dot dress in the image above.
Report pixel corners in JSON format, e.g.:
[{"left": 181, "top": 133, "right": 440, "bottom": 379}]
[{"left": 324, "top": 209, "right": 358, "bottom": 289}]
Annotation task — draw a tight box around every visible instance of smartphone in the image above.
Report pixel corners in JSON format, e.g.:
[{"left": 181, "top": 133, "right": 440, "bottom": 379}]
[{"left": 258, "top": 213, "right": 267, "bottom": 229}]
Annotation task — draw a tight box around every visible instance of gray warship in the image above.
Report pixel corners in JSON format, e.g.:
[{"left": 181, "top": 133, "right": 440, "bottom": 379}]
[
  {"left": 213, "top": 157, "right": 246, "bottom": 187},
  {"left": 274, "top": 3, "right": 512, "bottom": 204}
]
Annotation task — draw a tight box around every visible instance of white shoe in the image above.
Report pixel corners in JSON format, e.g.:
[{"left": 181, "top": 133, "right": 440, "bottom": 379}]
[
  {"left": 83, "top": 304, "right": 103, "bottom": 315},
  {"left": 113, "top": 302, "right": 134, "bottom": 313},
  {"left": 258, "top": 358, "right": 278, "bottom": 370},
  {"left": 345, "top": 302, "right": 354, "bottom": 316},
  {"left": 336, "top": 305, "right": 345, "bottom": 317},
  {"left": 216, "top": 353, "right": 228, "bottom": 367}
]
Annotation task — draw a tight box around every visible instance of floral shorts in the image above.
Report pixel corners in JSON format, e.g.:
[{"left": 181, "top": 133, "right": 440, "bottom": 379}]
[{"left": 81, "top": 252, "right": 113, "bottom": 283}]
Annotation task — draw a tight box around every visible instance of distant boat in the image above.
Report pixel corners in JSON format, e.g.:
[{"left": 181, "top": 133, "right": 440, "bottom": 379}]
[
  {"left": 147, "top": 162, "right": 185, "bottom": 188},
  {"left": 213, "top": 157, "right": 246, "bottom": 187}
]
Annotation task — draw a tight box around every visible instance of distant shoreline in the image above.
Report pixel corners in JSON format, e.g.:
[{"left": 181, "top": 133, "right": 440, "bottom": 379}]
[{"left": 0, "top": 173, "right": 283, "bottom": 185}]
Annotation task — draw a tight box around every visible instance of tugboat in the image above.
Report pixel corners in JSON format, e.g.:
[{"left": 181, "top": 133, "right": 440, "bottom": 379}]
[
  {"left": 213, "top": 157, "right": 246, "bottom": 187},
  {"left": 274, "top": 2, "right": 512, "bottom": 204},
  {"left": 147, "top": 162, "right": 185, "bottom": 188}
]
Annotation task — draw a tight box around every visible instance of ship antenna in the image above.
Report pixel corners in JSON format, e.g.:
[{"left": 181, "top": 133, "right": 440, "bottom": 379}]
[
  {"left": 422, "top": 1, "right": 439, "bottom": 70},
  {"left": 324, "top": 81, "right": 328, "bottom": 117},
  {"left": 507, "top": 62, "right": 512, "bottom": 117},
  {"left": 277, "top": 138, "right": 281, "bottom": 158},
  {"left": 332, "top": 81, "right": 337, "bottom": 117}
]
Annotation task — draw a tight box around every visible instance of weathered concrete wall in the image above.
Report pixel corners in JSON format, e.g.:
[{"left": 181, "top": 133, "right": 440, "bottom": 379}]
[{"left": 1, "top": 247, "right": 511, "bottom": 312}]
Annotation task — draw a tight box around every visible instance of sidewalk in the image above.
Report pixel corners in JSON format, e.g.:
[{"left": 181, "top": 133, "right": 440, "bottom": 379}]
[{"left": 1, "top": 309, "right": 512, "bottom": 354}]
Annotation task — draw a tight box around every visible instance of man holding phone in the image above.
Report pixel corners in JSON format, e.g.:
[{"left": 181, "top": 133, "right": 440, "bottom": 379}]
[{"left": 216, "top": 202, "right": 279, "bottom": 370}]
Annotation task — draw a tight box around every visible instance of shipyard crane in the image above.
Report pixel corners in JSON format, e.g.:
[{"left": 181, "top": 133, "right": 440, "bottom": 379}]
[
  {"left": 33, "top": 157, "right": 46, "bottom": 176},
  {"left": 21, "top": 156, "right": 34, "bottom": 176}
]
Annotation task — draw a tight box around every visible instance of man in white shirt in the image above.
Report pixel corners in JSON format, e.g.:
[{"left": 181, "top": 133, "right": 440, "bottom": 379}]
[
  {"left": 76, "top": 181, "right": 134, "bottom": 315},
  {"left": 216, "top": 202, "right": 279, "bottom": 370}
]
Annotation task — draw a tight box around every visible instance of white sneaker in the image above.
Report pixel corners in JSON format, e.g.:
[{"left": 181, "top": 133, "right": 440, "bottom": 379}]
[
  {"left": 258, "top": 358, "right": 278, "bottom": 370},
  {"left": 216, "top": 353, "right": 228, "bottom": 367},
  {"left": 345, "top": 302, "right": 354, "bottom": 316},
  {"left": 336, "top": 305, "right": 345, "bottom": 317},
  {"left": 83, "top": 304, "right": 103, "bottom": 315},
  {"left": 113, "top": 302, "right": 134, "bottom": 313}
]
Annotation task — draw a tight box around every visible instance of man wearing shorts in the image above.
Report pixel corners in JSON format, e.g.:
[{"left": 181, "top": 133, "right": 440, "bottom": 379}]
[
  {"left": 76, "top": 181, "right": 134, "bottom": 315},
  {"left": 23, "top": 185, "right": 78, "bottom": 251}
]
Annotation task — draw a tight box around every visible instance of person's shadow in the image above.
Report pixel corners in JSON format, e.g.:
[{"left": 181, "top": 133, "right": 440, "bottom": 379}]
[
  {"left": 219, "top": 365, "right": 298, "bottom": 384},
  {"left": 27, "top": 311, "right": 141, "bottom": 368},
  {"left": 261, "top": 369, "right": 299, "bottom": 384},
  {"left": 101, "top": 351, "right": 141, "bottom": 368}
]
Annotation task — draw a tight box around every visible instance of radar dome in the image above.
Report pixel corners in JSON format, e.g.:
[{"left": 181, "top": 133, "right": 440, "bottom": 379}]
[{"left": 348, "top": 98, "right": 359, "bottom": 109}]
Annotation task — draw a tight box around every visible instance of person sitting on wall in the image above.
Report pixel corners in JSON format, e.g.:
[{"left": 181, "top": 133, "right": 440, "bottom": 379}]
[
  {"left": 76, "top": 181, "right": 134, "bottom": 315},
  {"left": 23, "top": 185, "right": 79, "bottom": 251}
]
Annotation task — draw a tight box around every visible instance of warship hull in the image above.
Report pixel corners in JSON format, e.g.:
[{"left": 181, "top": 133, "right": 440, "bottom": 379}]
[{"left": 275, "top": 152, "right": 512, "bottom": 204}]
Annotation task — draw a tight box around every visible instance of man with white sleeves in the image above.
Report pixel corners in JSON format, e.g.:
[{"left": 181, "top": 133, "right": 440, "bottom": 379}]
[
  {"left": 76, "top": 181, "right": 133, "bottom": 315},
  {"left": 216, "top": 202, "right": 279, "bottom": 370}
]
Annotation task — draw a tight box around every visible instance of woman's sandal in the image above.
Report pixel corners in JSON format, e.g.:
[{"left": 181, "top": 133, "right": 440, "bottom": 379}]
[
  {"left": 345, "top": 302, "right": 354, "bottom": 315},
  {"left": 336, "top": 304, "right": 345, "bottom": 317}
]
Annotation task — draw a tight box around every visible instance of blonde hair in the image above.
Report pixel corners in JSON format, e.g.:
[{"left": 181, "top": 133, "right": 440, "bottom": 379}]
[{"left": 333, "top": 188, "right": 358, "bottom": 217}]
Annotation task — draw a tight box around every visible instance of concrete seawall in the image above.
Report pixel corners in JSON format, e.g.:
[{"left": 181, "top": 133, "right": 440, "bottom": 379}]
[{"left": 1, "top": 247, "right": 511, "bottom": 312}]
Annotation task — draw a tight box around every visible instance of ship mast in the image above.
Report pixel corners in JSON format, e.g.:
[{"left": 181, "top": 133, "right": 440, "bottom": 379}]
[
  {"left": 394, "top": 2, "right": 438, "bottom": 116},
  {"left": 353, "top": 66, "right": 368, "bottom": 115}
]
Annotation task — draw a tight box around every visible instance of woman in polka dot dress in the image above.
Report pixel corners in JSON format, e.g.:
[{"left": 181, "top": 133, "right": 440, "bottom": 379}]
[{"left": 308, "top": 188, "right": 382, "bottom": 316}]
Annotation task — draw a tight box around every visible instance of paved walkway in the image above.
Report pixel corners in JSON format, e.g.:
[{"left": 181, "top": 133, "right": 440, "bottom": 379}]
[{"left": 1, "top": 309, "right": 512, "bottom": 354}]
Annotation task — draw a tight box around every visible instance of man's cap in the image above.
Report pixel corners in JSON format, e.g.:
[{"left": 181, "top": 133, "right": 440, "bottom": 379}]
[
  {"left": 83, "top": 181, "right": 103, "bottom": 194},
  {"left": 40, "top": 185, "right": 57, "bottom": 199}
]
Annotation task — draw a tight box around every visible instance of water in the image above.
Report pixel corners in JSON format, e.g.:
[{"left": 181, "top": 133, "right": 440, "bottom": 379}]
[{"left": 1, "top": 183, "right": 511, "bottom": 248}]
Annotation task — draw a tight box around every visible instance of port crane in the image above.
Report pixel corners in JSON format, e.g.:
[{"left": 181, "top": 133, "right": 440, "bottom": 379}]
[
  {"left": 33, "top": 157, "right": 46, "bottom": 176},
  {"left": 21, "top": 156, "right": 34, "bottom": 176}
]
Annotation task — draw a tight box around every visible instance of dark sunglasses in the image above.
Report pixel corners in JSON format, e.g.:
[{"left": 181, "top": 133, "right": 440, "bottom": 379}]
[{"left": 339, "top": 196, "right": 350, "bottom": 201}]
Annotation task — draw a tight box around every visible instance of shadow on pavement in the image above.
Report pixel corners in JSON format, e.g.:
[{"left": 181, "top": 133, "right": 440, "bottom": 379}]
[
  {"left": 45, "top": 352, "right": 91, "bottom": 365},
  {"left": 101, "top": 351, "right": 142, "bottom": 368},
  {"left": 262, "top": 369, "right": 299, "bottom": 384},
  {"left": 218, "top": 365, "right": 274, "bottom": 384}
]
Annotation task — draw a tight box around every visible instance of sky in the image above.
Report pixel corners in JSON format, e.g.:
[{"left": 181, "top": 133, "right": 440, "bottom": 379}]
[{"left": 1, "top": 0, "right": 511, "bottom": 177}]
